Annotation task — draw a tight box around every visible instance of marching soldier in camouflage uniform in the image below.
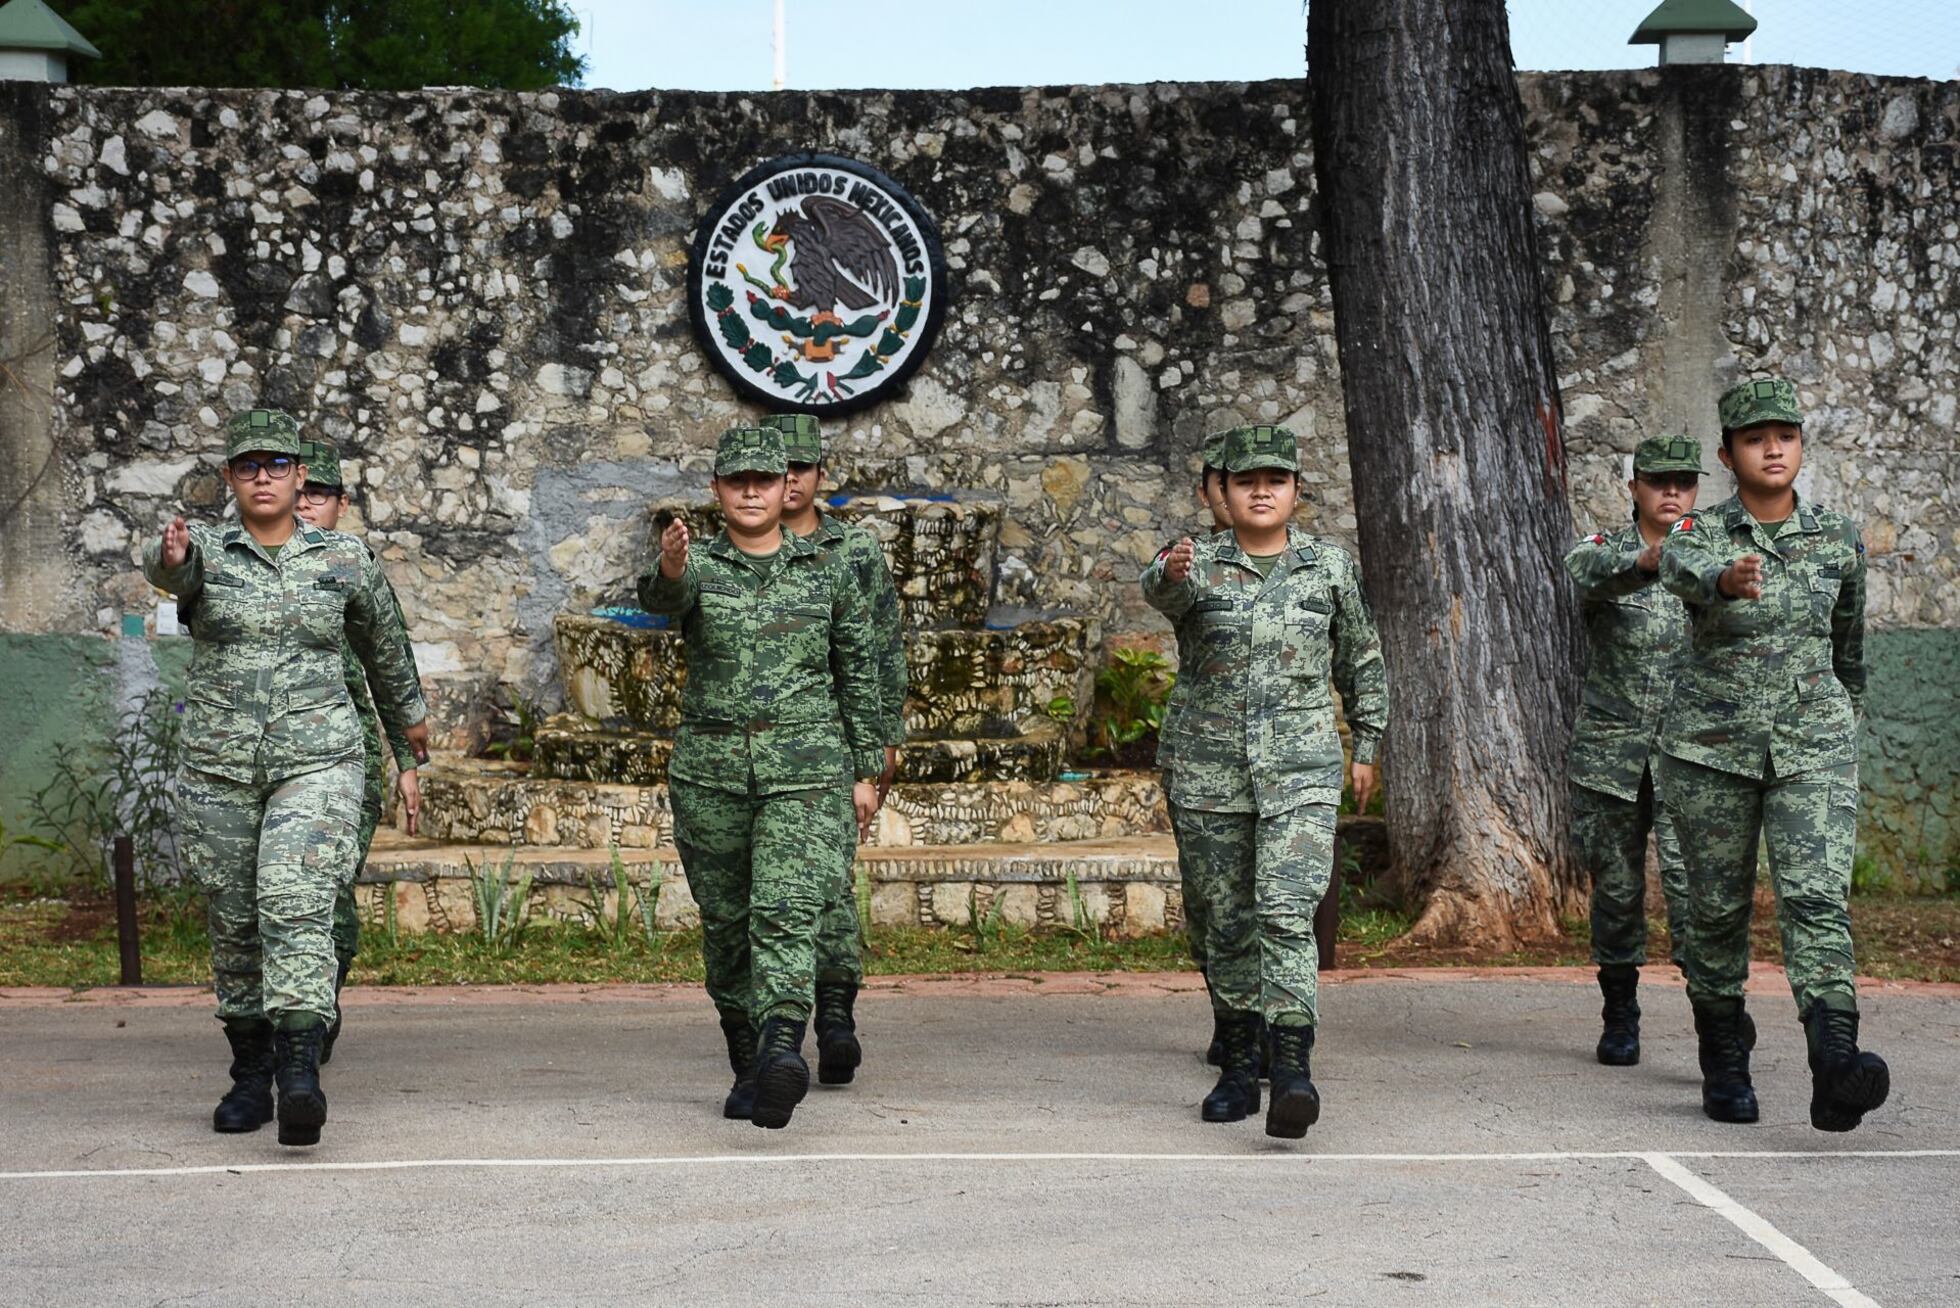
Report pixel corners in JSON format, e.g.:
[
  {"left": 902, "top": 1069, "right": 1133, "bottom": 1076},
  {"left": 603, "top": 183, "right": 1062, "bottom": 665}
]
[
  {"left": 1658, "top": 378, "right": 1889, "bottom": 1132},
  {"left": 1159, "top": 431, "right": 1235, "bottom": 1067},
  {"left": 1564, "top": 434, "right": 1702, "bottom": 1066},
  {"left": 144, "top": 409, "right": 429, "bottom": 1147},
  {"left": 1142, "top": 425, "right": 1388, "bottom": 1139},
  {"left": 766, "top": 412, "right": 908, "bottom": 1089},
  {"left": 293, "top": 438, "right": 425, "bottom": 1066},
  {"left": 639, "top": 425, "right": 885, "bottom": 1130}
]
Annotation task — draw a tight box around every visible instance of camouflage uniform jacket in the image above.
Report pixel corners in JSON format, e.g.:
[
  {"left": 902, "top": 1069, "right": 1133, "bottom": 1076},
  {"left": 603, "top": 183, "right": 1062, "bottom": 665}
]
[
  {"left": 1140, "top": 526, "right": 1388, "bottom": 814},
  {"left": 638, "top": 529, "right": 885, "bottom": 794},
  {"left": 142, "top": 519, "right": 428, "bottom": 785},
  {"left": 1564, "top": 524, "right": 1689, "bottom": 802},
  {"left": 1658, "top": 492, "right": 1866, "bottom": 780},
  {"left": 339, "top": 567, "right": 421, "bottom": 774},
  {"left": 807, "top": 510, "right": 909, "bottom": 748}
]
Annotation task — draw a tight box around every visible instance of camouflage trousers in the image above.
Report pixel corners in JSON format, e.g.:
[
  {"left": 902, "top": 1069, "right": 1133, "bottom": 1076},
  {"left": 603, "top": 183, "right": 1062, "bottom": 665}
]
[
  {"left": 330, "top": 721, "right": 387, "bottom": 964},
  {"left": 1166, "top": 796, "right": 1213, "bottom": 984},
  {"left": 1179, "top": 801, "right": 1338, "bottom": 1028},
  {"left": 1571, "top": 769, "right": 1690, "bottom": 969},
  {"left": 1657, "top": 754, "right": 1860, "bottom": 1014},
  {"left": 672, "top": 777, "right": 854, "bottom": 1027},
  {"left": 177, "top": 759, "right": 363, "bottom": 1028},
  {"left": 814, "top": 831, "right": 865, "bottom": 987}
]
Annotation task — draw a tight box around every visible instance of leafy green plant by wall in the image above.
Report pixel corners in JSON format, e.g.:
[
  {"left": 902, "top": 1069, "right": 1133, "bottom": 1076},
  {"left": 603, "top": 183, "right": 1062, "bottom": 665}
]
[
  {"left": 482, "top": 690, "right": 539, "bottom": 764},
  {"left": 26, "top": 687, "right": 184, "bottom": 893},
  {"left": 1083, "top": 648, "right": 1174, "bottom": 770}
]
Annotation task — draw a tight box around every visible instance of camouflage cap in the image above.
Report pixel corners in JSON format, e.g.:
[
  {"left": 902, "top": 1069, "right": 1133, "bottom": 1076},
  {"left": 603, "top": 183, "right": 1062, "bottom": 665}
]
[
  {"left": 761, "top": 412, "right": 823, "bottom": 464},
  {"left": 1201, "top": 430, "right": 1230, "bottom": 471},
  {"left": 1719, "top": 378, "right": 1802, "bottom": 432},
  {"left": 1219, "top": 424, "right": 1300, "bottom": 474},
  {"left": 297, "top": 438, "right": 344, "bottom": 488},
  {"left": 1633, "top": 434, "right": 1702, "bottom": 476},
  {"left": 223, "top": 408, "right": 303, "bottom": 460},
  {"left": 713, "top": 425, "right": 788, "bottom": 477}
]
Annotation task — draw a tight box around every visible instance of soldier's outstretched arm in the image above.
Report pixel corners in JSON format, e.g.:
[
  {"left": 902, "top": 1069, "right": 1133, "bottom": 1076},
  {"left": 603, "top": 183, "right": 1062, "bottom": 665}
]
[
  {"left": 1564, "top": 533, "right": 1654, "bottom": 601},
  {"left": 829, "top": 571, "right": 888, "bottom": 783},
  {"left": 1141, "top": 538, "right": 1200, "bottom": 618},
  {"left": 346, "top": 548, "right": 430, "bottom": 742},
  {"left": 638, "top": 519, "right": 701, "bottom": 616},
  {"left": 1330, "top": 552, "right": 1389, "bottom": 768},
  {"left": 1660, "top": 515, "right": 1733, "bottom": 606},
  {"left": 143, "top": 517, "right": 205, "bottom": 597},
  {"left": 1833, "top": 525, "right": 1869, "bottom": 715}
]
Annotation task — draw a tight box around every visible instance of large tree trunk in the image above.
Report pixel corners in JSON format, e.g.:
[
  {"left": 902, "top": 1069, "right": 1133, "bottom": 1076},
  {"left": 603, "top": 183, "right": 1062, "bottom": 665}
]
[{"left": 1307, "top": 0, "right": 1584, "bottom": 947}]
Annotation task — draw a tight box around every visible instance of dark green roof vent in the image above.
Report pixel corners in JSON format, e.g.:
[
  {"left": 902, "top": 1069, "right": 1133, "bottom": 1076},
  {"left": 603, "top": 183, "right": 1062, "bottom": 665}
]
[
  {"left": 0, "top": 0, "right": 101, "bottom": 82},
  {"left": 1629, "top": 0, "right": 1758, "bottom": 65}
]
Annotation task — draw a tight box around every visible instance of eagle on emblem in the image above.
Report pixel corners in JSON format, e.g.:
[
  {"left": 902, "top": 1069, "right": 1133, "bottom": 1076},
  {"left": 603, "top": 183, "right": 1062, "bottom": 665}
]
[{"left": 763, "top": 196, "right": 901, "bottom": 320}]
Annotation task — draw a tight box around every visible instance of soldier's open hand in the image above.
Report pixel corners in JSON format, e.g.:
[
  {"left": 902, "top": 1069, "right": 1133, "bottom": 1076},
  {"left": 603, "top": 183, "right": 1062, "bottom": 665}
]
[
  {"left": 659, "top": 517, "right": 691, "bottom": 579},
  {"left": 1350, "top": 762, "right": 1378, "bottom": 815},
  {"left": 397, "top": 767, "right": 422, "bottom": 836},
  {"left": 853, "top": 781, "right": 879, "bottom": 840},
  {"left": 403, "top": 720, "right": 431, "bottom": 764},
  {"left": 1164, "top": 537, "right": 1196, "bottom": 584},
  {"left": 1719, "top": 553, "right": 1766, "bottom": 601},
  {"left": 161, "top": 516, "right": 190, "bottom": 568}
]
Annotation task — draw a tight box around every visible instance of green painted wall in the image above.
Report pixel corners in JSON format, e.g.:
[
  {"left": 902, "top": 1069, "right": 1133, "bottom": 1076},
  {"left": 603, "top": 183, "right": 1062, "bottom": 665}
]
[
  {"left": 0, "top": 632, "right": 192, "bottom": 879},
  {"left": 0, "top": 634, "right": 113, "bottom": 872},
  {"left": 1859, "top": 628, "right": 1960, "bottom": 891}
]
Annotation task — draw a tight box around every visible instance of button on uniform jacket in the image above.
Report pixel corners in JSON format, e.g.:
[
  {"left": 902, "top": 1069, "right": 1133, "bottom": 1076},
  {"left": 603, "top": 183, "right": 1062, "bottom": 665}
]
[
  {"left": 1141, "top": 526, "right": 1388, "bottom": 815},
  {"left": 1564, "top": 524, "right": 1690, "bottom": 802},
  {"left": 1658, "top": 493, "right": 1866, "bottom": 780},
  {"left": 143, "top": 520, "right": 428, "bottom": 785},
  {"left": 638, "top": 530, "right": 885, "bottom": 794}
]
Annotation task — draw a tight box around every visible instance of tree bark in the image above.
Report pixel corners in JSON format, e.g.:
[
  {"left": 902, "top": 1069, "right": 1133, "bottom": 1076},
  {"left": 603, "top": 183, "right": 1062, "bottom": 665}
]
[{"left": 1307, "top": 0, "right": 1584, "bottom": 946}]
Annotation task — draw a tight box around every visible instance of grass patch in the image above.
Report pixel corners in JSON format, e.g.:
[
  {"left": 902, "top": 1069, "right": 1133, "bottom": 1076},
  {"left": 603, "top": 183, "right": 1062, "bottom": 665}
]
[{"left": 9, "top": 892, "right": 1959, "bottom": 989}]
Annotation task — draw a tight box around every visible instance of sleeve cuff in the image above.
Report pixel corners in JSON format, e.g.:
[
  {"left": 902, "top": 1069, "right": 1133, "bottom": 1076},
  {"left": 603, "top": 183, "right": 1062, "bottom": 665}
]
[
  {"left": 1351, "top": 734, "right": 1382, "bottom": 766},
  {"left": 852, "top": 748, "right": 885, "bottom": 782}
]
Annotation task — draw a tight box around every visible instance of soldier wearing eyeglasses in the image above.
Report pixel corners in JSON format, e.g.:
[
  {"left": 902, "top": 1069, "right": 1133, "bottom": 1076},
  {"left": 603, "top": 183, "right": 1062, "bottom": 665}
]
[{"left": 142, "top": 409, "right": 429, "bottom": 1148}]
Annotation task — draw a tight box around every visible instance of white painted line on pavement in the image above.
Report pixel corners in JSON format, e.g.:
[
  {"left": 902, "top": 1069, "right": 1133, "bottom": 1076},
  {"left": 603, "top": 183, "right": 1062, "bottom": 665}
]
[
  {"left": 0, "top": 1146, "right": 1954, "bottom": 1182},
  {"left": 1643, "top": 1152, "right": 1884, "bottom": 1308}
]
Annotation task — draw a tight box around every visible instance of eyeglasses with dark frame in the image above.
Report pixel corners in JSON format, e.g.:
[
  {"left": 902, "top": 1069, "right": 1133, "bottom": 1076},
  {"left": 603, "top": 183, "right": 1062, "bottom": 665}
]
[
  {"left": 229, "top": 455, "right": 297, "bottom": 481},
  {"left": 299, "top": 485, "right": 345, "bottom": 505}
]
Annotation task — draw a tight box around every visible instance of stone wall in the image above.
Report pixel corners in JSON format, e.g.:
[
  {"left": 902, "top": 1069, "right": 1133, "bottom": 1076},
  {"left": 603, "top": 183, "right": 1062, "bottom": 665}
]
[{"left": 2, "top": 67, "right": 1955, "bottom": 877}]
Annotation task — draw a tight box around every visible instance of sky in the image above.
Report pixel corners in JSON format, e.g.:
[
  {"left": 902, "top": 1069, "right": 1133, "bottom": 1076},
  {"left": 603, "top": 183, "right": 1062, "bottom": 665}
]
[{"left": 571, "top": 0, "right": 1959, "bottom": 94}]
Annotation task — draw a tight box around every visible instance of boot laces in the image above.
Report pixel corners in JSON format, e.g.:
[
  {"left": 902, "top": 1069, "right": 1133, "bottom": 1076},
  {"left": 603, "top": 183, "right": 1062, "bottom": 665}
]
[
  {"left": 1270, "top": 1024, "right": 1311, "bottom": 1073},
  {"left": 1812, "top": 1005, "right": 1861, "bottom": 1064},
  {"left": 815, "top": 986, "right": 854, "bottom": 1031}
]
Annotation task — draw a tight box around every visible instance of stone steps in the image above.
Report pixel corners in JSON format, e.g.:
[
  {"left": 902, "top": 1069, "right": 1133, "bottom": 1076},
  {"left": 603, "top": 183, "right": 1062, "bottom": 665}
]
[
  {"left": 554, "top": 611, "right": 1097, "bottom": 739},
  {"left": 532, "top": 714, "right": 1069, "bottom": 785},
  {"left": 415, "top": 756, "right": 1169, "bottom": 850},
  {"left": 356, "top": 831, "right": 1184, "bottom": 936}
]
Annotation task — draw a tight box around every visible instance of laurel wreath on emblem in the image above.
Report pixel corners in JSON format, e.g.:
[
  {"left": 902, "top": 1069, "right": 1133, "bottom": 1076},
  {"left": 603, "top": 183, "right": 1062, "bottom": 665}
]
[{"left": 703, "top": 237, "right": 927, "bottom": 403}]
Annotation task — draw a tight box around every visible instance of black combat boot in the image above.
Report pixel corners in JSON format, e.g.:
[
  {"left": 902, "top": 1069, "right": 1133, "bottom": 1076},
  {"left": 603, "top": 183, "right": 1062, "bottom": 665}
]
[
  {"left": 750, "top": 1016, "right": 811, "bottom": 1130},
  {"left": 212, "top": 1017, "right": 276, "bottom": 1133},
  {"left": 1692, "top": 997, "right": 1760, "bottom": 1124},
  {"left": 1802, "top": 998, "right": 1890, "bottom": 1133},
  {"left": 1200, "top": 1012, "right": 1262, "bottom": 1123},
  {"left": 320, "top": 956, "right": 353, "bottom": 1066},
  {"left": 720, "top": 1014, "right": 758, "bottom": 1120},
  {"left": 273, "top": 1020, "right": 330, "bottom": 1147},
  {"left": 814, "top": 981, "right": 863, "bottom": 1086},
  {"left": 1595, "top": 964, "right": 1641, "bottom": 1066},
  {"left": 1265, "top": 1022, "right": 1322, "bottom": 1140},
  {"left": 1206, "top": 1011, "right": 1227, "bottom": 1068}
]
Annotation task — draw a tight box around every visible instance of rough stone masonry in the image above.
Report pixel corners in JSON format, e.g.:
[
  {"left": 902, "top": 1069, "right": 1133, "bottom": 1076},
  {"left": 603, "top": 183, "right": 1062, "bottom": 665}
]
[{"left": 0, "top": 68, "right": 1954, "bottom": 881}]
